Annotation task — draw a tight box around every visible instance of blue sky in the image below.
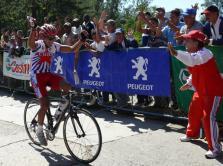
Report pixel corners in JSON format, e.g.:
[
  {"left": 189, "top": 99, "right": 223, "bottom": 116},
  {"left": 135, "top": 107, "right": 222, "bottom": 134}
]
[{"left": 150, "top": 0, "right": 205, "bottom": 18}]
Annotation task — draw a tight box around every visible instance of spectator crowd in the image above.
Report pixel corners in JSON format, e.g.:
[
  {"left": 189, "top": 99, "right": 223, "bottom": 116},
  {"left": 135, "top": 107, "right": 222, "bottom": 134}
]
[{"left": 0, "top": 4, "right": 222, "bottom": 109}]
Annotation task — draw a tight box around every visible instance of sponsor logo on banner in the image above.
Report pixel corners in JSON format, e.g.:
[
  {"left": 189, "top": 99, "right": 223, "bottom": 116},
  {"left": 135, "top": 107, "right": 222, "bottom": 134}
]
[
  {"left": 128, "top": 56, "right": 154, "bottom": 91},
  {"left": 131, "top": 56, "right": 148, "bottom": 81},
  {"left": 51, "top": 49, "right": 171, "bottom": 96},
  {"left": 178, "top": 68, "right": 194, "bottom": 91},
  {"left": 53, "top": 56, "right": 63, "bottom": 74},
  {"left": 88, "top": 57, "right": 101, "bottom": 78},
  {"left": 3, "top": 52, "right": 30, "bottom": 80},
  {"left": 179, "top": 68, "right": 190, "bottom": 84},
  {"left": 6, "top": 57, "right": 30, "bottom": 74},
  {"left": 83, "top": 57, "right": 104, "bottom": 87}
]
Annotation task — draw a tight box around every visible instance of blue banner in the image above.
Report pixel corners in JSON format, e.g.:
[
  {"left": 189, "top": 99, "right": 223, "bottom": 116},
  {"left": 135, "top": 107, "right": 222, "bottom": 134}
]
[
  {"left": 51, "top": 48, "right": 171, "bottom": 96},
  {"left": 50, "top": 51, "right": 75, "bottom": 85}
]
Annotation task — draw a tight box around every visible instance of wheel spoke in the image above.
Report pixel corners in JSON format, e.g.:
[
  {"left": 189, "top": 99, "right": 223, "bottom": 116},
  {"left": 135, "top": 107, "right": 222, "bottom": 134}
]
[{"left": 64, "top": 109, "right": 102, "bottom": 163}]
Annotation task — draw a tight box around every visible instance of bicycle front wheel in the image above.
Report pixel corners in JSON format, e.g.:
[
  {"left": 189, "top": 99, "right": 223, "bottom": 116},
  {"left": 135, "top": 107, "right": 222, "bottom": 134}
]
[{"left": 63, "top": 108, "right": 102, "bottom": 163}]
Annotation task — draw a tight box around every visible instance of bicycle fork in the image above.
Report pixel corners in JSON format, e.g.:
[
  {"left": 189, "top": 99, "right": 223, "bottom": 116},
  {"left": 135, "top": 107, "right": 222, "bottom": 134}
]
[{"left": 70, "top": 108, "right": 86, "bottom": 138}]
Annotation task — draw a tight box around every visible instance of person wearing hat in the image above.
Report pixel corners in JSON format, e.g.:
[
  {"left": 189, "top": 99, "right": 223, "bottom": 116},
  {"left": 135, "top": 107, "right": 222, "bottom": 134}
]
[
  {"left": 106, "top": 28, "right": 138, "bottom": 108},
  {"left": 97, "top": 13, "right": 117, "bottom": 46},
  {"left": 97, "top": 15, "right": 117, "bottom": 103},
  {"left": 107, "top": 28, "right": 138, "bottom": 50},
  {"left": 168, "top": 30, "right": 223, "bottom": 159},
  {"left": 202, "top": 5, "right": 223, "bottom": 45},
  {"left": 61, "top": 22, "right": 78, "bottom": 46},
  {"left": 102, "top": 19, "right": 117, "bottom": 46},
  {"left": 107, "top": 28, "right": 138, "bottom": 107},
  {"left": 162, "top": 8, "right": 185, "bottom": 46},
  {"left": 82, "top": 14, "right": 95, "bottom": 39},
  {"left": 71, "top": 18, "right": 82, "bottom": 35},
  {"left": 155, "top": 7, "right": 168, "bottom": 29},
  {"left": 180, "top": 8, "right": 203, "bottom": 34}
]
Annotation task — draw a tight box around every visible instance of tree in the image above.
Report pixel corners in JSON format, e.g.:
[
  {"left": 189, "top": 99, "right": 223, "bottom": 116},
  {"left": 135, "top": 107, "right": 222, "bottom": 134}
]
[
  {"left": 201, "top": 0, "right": 223, "bottom": 15},
  {"left": 103, "top": 0, "right": 121, "bottom": 19},
  {"left": 0, "top": 0, "right": 153, "bottom": 35},
  {"left": 0, "top": 0, "right": 99, "bottom": 32},
  {"left": 0, "top": 0, "right": 29, "bottom": 30},
  {"left": 118, "top": 0, "right": 154, "bottom": 42}
]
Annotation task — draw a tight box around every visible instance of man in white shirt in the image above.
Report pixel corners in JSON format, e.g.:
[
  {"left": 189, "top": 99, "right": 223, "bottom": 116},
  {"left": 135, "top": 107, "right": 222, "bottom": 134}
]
[
  {"left": 71, "top": 18, "right": 82, "bottom": 35},
  {"left": 61, "top": 22, "right": 78, "bottom": 46},
  {"left": 202, "top": 5, "right": 223, "bottom": 45}
]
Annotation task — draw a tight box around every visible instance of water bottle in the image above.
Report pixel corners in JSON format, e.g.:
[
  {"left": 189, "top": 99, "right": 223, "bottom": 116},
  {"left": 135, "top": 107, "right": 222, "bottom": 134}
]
[
  {"left": 73, "top": 69, "right": 80, "bottom": 85},
  {"left": 54, "top": 98, "right": 69, "bottom": 121},
  {"left": 54, "top": 108, "right": 62, "bottom": 121}
]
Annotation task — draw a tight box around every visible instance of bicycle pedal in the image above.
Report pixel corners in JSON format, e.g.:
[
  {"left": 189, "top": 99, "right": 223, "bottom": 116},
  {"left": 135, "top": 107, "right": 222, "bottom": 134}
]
[{"left": 46, "top": 131, "right": 55, "bottom": 141}]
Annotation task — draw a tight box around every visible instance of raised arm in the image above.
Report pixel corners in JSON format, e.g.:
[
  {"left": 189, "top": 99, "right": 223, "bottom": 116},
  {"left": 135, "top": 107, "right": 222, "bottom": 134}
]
[
  {"left": 136, "top": 20, "right": 149, "bottom": 34},
  {"left": 93, "top": 17, "right": 101, "bottom": 42},
  {"left": 60, "top": 40, "right": 83, "bottom": 53},
  {"left": 175, "top": 49, "right": 213, "bottom": 67},
  {"left": 137, "top": 12, "right": 156, "bottom": 29},
  {"left": 28, "top": 29, "right": 37, "bottom": 50},
  {"left": 60, "top": 30, "right": 88, "bottom": 53},
  {"left": 166, "top": 20, "right": 180, "bottom": 33},
  {"left": 168, "top": 43, "right": 213, "bottom": 67},
  {"left": 98, "top": 11, "right": 107, "bottom": 33},
  {"left": 27, "top": 16, "right": 38, "bottom": 50}
]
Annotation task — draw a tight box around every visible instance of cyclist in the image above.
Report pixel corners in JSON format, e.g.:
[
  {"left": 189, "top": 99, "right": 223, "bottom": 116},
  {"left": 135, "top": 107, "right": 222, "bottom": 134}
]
[{"left": 28, "top": 22, "right": 88, "bottom": 146}]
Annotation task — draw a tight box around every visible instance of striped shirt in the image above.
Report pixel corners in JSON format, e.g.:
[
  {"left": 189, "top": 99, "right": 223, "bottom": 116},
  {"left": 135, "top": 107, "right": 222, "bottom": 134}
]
[{"left": 30, "top": 40, "right": 61, "bottom": 74}]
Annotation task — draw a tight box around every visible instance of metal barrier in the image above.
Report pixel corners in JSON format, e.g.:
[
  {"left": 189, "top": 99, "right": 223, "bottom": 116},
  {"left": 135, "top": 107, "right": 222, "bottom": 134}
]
[{"left": 0, "top": 48, "right": 222, "bottom": 124}]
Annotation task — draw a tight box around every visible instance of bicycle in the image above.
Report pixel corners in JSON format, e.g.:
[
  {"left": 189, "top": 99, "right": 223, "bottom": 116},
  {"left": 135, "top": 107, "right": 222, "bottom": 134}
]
[{"left": 24, "top": 91, "right": 102, "bottom": 164}]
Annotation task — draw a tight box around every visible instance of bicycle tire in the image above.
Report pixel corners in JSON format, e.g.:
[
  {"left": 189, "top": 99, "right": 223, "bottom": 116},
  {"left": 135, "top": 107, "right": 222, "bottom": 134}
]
[{"left": 63, "top": 108, "right": 102, "bottom": 163}]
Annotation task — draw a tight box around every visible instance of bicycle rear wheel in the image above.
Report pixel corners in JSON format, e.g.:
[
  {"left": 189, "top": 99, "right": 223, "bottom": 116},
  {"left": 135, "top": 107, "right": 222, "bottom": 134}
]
[
  {"left": 24, "top": 98, "right": 49, "bottom": 145},
  {"left": 63, "top": 108, "right": 102, "bottom": 163}
]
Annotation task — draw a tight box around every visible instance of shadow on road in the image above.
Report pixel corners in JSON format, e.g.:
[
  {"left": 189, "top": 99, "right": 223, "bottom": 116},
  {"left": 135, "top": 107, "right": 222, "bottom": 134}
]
[
  {"left": 0, "top": 87, "right": 32, "bottom": 104},
  {"left": 29, "top": 143, "right": 92, "bottom": 166},
  {"left": 161, "top": 123, "right": 186, "bottom": 134},
  {"left": 90, "top": 107, "right": 169, "bottom": 134},
  {"left": 190, "top": 140, "right": 223, "bottom": 164}
]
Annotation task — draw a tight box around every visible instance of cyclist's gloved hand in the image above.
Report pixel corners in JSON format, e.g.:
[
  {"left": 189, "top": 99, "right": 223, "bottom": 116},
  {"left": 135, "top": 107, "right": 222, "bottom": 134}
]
[{"left": 80, "top": 30, "right": 88, "bottom": 42}]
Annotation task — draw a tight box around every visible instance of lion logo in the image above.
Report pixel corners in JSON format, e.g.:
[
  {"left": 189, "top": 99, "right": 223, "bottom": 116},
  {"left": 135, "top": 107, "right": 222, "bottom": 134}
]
[
  {"left": 131, "top": 56, "right": 148, "bottom": 81},
  {"left": 6, "top": 57, "right": 11, "bottom": 71},
  {"left": 54, "top": 56, "right": 63, "bottom": 74},
  {"left": 88, "top": 57, "right": 101, "bottom": 78},
  {"left": 179, "top": 68, "right": 190, "bottom": 84}
]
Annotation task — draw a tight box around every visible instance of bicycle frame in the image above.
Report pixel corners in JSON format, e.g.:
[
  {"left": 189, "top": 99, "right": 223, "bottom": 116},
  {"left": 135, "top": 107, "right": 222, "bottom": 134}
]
[{"left": 45, "top": 92, "right": 86, "bottom": 138}]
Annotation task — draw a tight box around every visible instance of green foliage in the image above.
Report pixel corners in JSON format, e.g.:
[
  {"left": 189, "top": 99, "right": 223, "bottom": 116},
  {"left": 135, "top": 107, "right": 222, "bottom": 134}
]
[
  {"left": 0, "top": 0, "right": 29, "bottom": 30},
  {"left": 119, "top": 0, "right": 154, "bottom": 43},
  {"left": 0, "top": 0, "right": 154, "bottom": 41},
  {"left": 201, "top": 0, "right": 223, "bottom": 15},
  {"left": 0, "top": 0, "right": 102, "bottom": 32}
]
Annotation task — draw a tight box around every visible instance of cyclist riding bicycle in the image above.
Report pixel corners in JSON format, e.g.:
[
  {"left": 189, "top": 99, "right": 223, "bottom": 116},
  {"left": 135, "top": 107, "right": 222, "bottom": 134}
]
[{"left": 28, "top": 20, "right": 88, "bottom": 146}]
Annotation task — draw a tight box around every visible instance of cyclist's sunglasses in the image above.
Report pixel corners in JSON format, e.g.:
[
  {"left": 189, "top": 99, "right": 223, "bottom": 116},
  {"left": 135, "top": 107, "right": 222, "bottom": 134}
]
[{"left": 47, "top": 36, "right": 56, "bottom": 41}]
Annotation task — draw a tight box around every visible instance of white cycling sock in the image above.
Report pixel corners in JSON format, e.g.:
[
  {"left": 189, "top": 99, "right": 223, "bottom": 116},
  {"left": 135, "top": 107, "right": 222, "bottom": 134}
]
[{"left": 37, "top": 124, "right": 43, "bottom": 132}]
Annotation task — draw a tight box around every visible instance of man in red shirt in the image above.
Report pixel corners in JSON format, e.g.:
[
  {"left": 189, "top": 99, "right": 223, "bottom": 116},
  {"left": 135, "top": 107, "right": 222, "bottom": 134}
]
[{"left": 168, "top": 30, "right": 223, "bottom": 159}]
